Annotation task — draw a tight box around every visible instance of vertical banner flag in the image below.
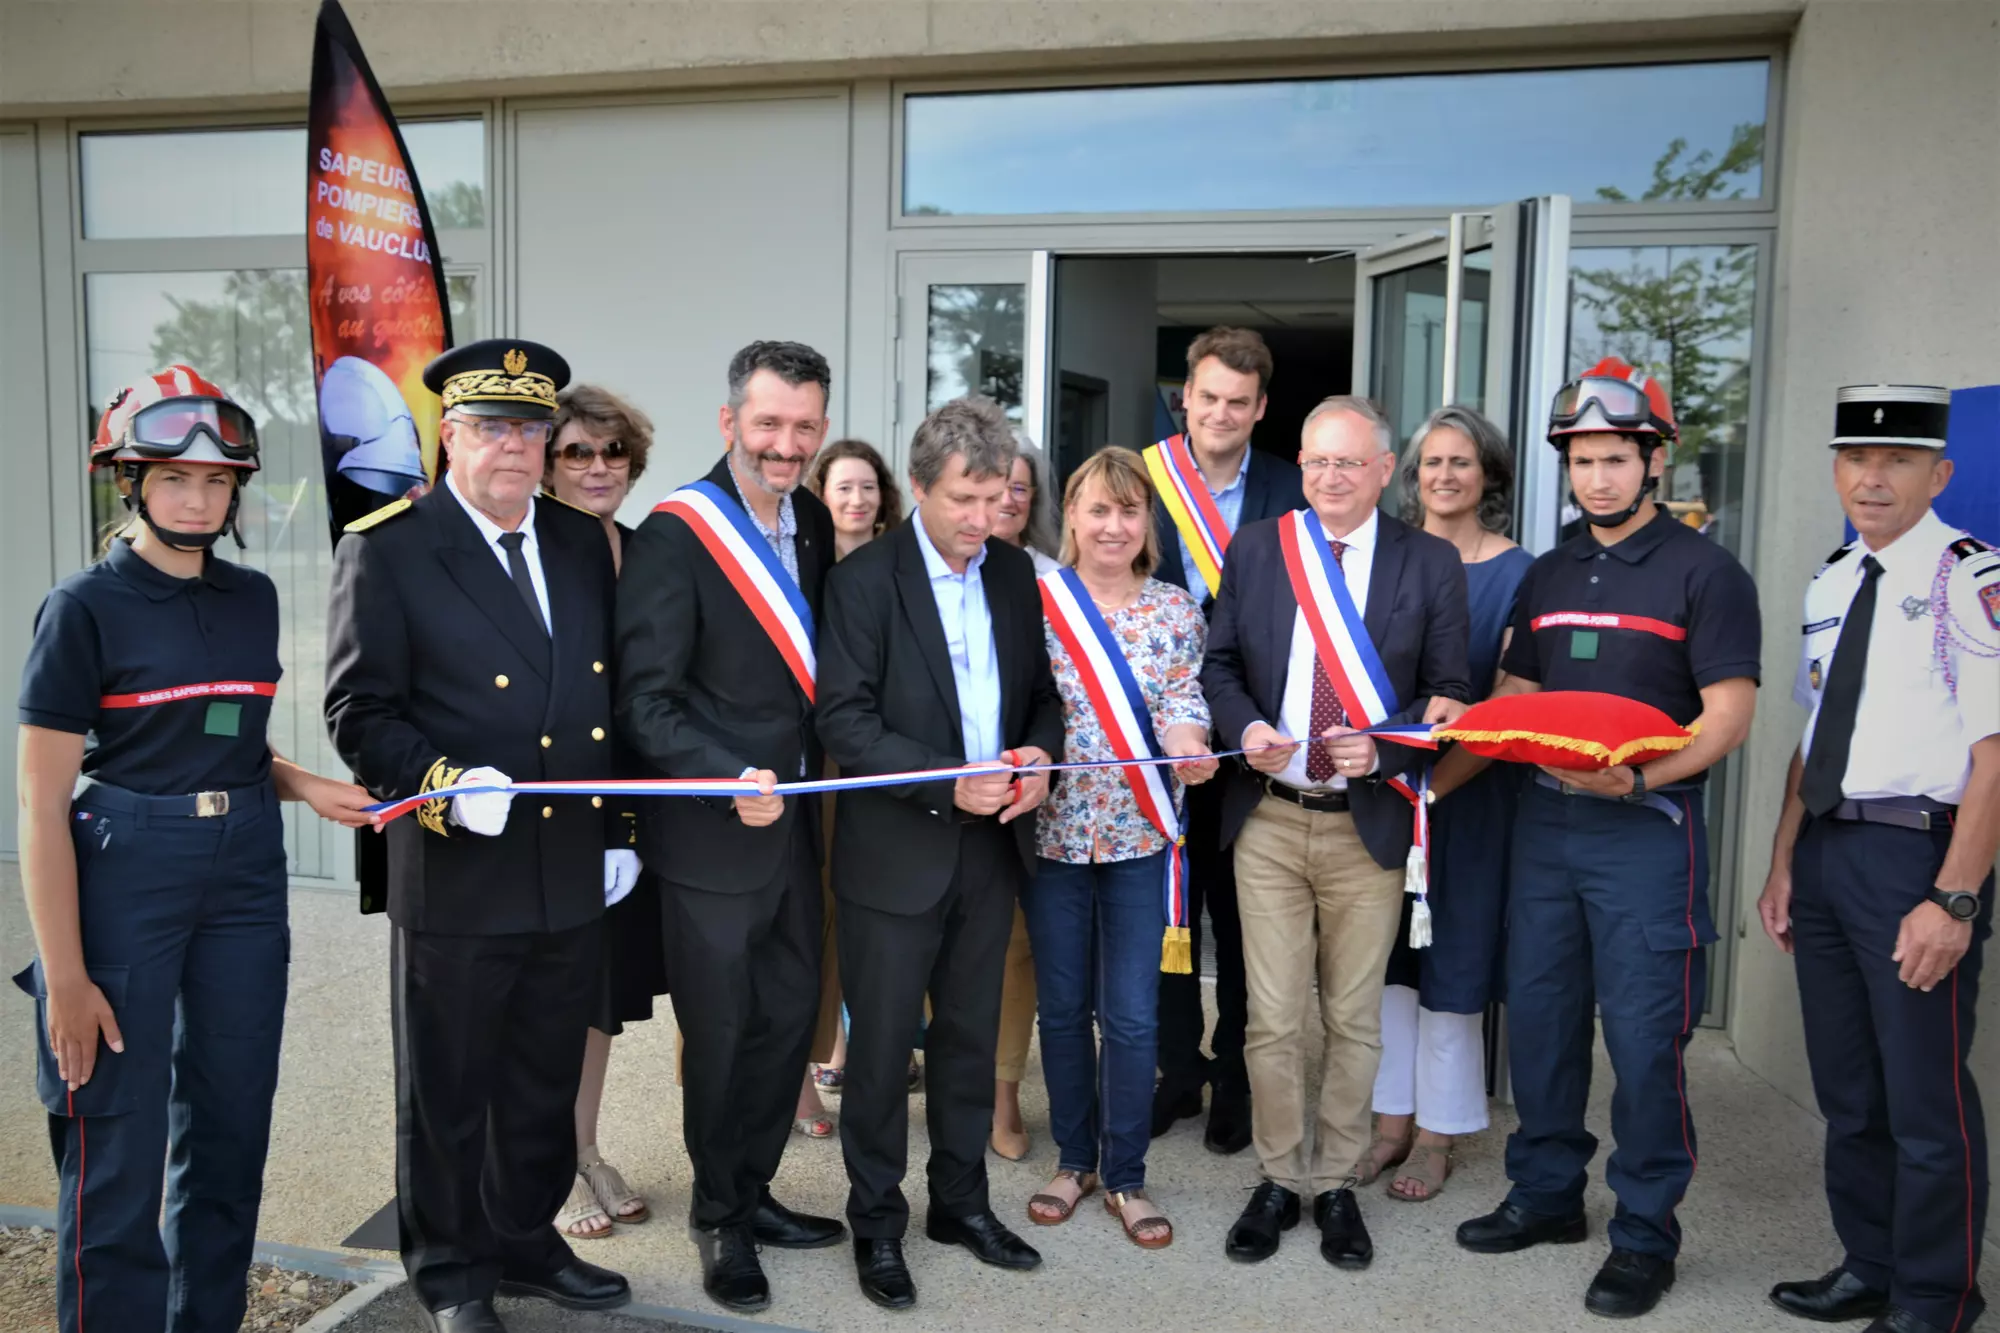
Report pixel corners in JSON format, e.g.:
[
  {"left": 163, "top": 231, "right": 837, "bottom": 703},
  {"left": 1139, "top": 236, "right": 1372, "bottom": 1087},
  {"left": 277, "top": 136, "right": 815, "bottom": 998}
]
[
  {"left": 307, "top": 0, "right": 453, "bottom": 545},
  {"left": 307, "top": 0, "right": 452, "bottom": 916}
]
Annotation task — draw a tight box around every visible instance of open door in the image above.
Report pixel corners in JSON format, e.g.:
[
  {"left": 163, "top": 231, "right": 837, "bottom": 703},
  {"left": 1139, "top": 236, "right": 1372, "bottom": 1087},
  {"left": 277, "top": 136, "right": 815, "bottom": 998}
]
[{"left": 1353, "top": 196, "right": 1572, "bottom": 553}]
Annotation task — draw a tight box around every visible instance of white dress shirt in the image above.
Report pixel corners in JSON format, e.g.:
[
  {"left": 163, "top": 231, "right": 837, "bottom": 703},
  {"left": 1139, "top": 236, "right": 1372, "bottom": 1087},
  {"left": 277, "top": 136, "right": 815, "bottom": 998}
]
[
  {"left": 1796, "top": 507, "right": 2000, "bottom": 804},
  {"left": 447, "top": 471, "right": 552, "bottom": 630},
  {"left": 1273, "top": 508, "right": 1378, "bottom": 790},
  {"left": 914, "top": 517, "right": 1004, "bottom": 763}
]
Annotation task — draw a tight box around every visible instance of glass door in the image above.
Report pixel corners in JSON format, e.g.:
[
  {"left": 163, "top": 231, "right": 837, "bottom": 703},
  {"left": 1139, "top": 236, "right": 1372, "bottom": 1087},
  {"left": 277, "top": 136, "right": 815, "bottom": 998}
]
[
  {"left": 1352, "top": 197, "right": 1572, "bottom": 553},
  {"left": 894, "top": 252, "right": 1036, "bottom": 468}
]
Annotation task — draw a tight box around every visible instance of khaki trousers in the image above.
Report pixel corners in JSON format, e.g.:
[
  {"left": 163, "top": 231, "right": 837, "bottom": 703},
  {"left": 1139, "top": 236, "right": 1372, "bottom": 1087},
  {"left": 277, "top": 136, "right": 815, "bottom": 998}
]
[
  {"left": 995, "top": 904, "right": 1037, "bottom": 1083},
  {"left": 1235, "top": 795, "right": 1406, "bottom": 1196}
]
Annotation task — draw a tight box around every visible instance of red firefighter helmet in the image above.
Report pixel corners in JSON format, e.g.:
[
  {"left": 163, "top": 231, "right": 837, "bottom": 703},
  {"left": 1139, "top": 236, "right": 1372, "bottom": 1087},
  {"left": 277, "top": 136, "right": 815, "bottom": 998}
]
[
  {"left": 1547, "top": 357, "right": 1677, "bottom": 447},
  {"left": 90, "top": 365, "right": 261, "bottom": 472}
]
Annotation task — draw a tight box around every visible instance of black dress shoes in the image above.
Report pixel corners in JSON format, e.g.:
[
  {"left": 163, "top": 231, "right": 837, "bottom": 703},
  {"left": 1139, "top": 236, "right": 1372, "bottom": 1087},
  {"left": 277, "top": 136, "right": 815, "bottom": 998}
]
[
  {"left": 1864, "top": 1309, "right": 1952, "bottom": 1333},
  {"left": 691, "top": 1224, "right": 769, "bottom": 1313},
  {"left": 855, "top": 1237, "right": 917, "bottom": 1310},
  {"left": 1456, "top": 1199, "right": 1589, "bottom": 1254},
  {"left": 752, "top": 1193, "right": 846, "bottom": 1249},
  {"left": 497, "top": 1256, "right": 630, "bottom": 1310},
  {"left": 1152, "top": 1083, "right": 1204, "bottom": 1138},
  {"left": 1204, "top": 1089, "right": 1253, "bottom": 1155},
  {"left": 421, "top": 1300, "right": 505, "bottom": 1333},
  {"left": 1224, "top": 1180, "right": 1300, "bottom": 1263},
  {"left": 1770, "top": 1267, "right": 1890, "bottom": 1323},
  {"left": 1313, "top": 1188, "right": 1373, "bottom": 1270},
  {"left": 1585, "top": 1248, "right": 1675, "bottom": 1319},
  {"left": 925, "top": 1208, "right": 1043, "bottom": 1270}
]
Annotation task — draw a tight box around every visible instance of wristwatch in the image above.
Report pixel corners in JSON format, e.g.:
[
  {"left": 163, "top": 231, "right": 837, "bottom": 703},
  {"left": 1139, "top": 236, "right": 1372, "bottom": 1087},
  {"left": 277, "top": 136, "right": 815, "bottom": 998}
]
[
  {"left": 1621, "top": 765, "right": 1649, "bottom": 804},
  {"left": 1928, "top": 888, "right": 1981, "bottom": 922}
]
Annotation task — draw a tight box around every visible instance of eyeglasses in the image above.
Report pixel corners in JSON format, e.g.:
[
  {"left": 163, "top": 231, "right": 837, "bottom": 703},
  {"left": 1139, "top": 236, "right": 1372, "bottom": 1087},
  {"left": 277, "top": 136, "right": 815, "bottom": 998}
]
[
  {"left": 1300, "top": 456, "right": 1381, "bottom": 475},
  {"left": 448, "top": 415, "right": 556, "bottom": 448},
  {"left": 555, "top": 439, "right": 632, "bottom": 468}
]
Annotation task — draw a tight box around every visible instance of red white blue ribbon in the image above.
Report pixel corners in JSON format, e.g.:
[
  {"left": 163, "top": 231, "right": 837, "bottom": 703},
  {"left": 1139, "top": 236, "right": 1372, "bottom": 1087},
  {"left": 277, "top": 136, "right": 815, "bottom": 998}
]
[
  {"left": 656, "top": 480, "right": 816, "bottom": 701},
  {"left": 1038, "top": 568, "right": 1193, "bottom": 972}
]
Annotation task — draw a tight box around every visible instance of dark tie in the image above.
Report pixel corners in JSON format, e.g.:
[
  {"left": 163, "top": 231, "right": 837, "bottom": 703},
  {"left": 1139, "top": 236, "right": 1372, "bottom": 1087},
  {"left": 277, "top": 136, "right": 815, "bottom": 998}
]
[
  {"left": 496, "top": 531, "right": 548, "bottom": 636},
  {"left": 1305, "top": 539, "right": 1349, "bottom": 784},
  {"left": 1800, "top": 554, "right": 1883, "bottom": 817}
]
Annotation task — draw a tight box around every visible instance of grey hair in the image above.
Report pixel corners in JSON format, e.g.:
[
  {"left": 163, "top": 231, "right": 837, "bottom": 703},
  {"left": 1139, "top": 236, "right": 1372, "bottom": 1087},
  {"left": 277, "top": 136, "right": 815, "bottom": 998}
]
[
  {"left": 908, "top": 396, "right": 1017, "bottom": 491},
  {"left": 1397, "top": 405, "right": 1516, "bottom": 533},
  {"left": 1008, "top": 428, "right": 1061, "bottom": 555},
  {"left": 1303, "top": 395, "right": 1395, "bottom": 456},
  {"left": 726, "top": 340, "right": 832, "bottom": 413}
]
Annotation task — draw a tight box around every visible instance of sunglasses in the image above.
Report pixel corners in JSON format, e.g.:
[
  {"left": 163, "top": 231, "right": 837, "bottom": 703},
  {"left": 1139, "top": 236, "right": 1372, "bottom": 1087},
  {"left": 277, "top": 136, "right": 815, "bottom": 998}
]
[
  {"left": 555, "top": 439, "right": 632, "bottom": 467},
  {"left": 121, "top": 397, "right": 260, "bottom": 461}
]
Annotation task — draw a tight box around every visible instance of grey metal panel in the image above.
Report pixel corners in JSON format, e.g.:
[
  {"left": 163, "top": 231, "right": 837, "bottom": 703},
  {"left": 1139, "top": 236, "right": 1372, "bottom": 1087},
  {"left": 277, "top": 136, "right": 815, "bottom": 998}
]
[
  {"left": 0, "top": 126, "right": 52, "bottom": 858},
  {"left": 511, "top": 91, "right": 852, "bottom": 517}
]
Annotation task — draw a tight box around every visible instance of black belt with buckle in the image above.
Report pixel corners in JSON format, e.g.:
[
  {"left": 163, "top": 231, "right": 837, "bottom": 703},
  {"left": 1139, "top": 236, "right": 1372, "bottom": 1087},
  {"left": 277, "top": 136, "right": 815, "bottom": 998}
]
[
  {"left": 1262, "top": 777, "right": 1349, "bottom": 814},
  {"left": 1826, "top": 796, "right": 1953, "bottom": 832},
  {"left": 75, "top": 779, "right": 269, "bottom": 820}
]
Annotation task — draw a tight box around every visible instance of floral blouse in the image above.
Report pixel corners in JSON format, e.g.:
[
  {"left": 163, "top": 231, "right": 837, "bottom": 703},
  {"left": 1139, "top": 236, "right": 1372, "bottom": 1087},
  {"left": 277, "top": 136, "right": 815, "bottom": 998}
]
[{"left": 1037, "top": 577, "right": 1210, "bottom": 864}]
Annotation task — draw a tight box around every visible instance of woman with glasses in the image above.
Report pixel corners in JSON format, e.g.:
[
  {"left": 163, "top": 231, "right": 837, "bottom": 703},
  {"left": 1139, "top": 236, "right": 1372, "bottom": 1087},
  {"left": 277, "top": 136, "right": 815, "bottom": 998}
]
[
  {"left": 984, "top": 432, "right": 1060, "bottom": 1160},
  {"left": 542, "top": 383, "right": 667, "bottom": 1239},
  {"left": 15, "top": 366, "right": 374, "bottom": 1333},
  {"left": 1361, "top": 405, "right": 1533, "bottom": 1203},
  {"left": 1024, "top": 446, "right": 1215, "bottom": 1248}
]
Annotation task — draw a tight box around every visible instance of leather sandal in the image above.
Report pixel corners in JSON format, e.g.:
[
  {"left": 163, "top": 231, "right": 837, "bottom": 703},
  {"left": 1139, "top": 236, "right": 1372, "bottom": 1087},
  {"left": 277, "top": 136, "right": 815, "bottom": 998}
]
[
  {"left": 1027, "top": 1169, "right": 1098, "bottom": 1225},
  {"left": 578, "top": 1149, "right": 649, "bottom": 1223},
  {"left": 1355, "top": 1117, "right": 1415, "bottom": 1187},
  {"left": 1387, "top": 1142, "right": 1453, "bottom": 1202},
  {"left": 557, "top": 1174, "right": 612, "bottom": 1238},
  {"left": 1106, "top": 1190, "right": 1173, "bottom": 1249},
  {"left": 793, "top": 1113, "right": 836, "bottom": 1139}
]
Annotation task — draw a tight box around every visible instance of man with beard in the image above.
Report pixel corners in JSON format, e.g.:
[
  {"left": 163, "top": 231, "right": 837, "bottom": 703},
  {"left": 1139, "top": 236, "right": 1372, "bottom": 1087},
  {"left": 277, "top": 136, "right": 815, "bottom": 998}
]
[{"left": 616, "top": 341, "right": 842, "bottom": 1315}]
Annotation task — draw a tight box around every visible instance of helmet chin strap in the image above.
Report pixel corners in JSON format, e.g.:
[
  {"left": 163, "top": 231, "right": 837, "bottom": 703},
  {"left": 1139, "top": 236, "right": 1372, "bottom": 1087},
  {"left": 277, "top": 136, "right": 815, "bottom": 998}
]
[
  {"left": 1572, "top": 438, "right": 1664, "bottom": 529},
  {"left": 122, "top": 468, "right": 246, "bottom": 552}
]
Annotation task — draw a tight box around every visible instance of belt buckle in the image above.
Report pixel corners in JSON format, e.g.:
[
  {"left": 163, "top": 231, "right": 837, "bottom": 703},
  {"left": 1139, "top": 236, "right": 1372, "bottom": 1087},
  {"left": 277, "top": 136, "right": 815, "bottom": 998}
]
[{"left": 194, "top": 791, "right": 230, "bottom": 818}]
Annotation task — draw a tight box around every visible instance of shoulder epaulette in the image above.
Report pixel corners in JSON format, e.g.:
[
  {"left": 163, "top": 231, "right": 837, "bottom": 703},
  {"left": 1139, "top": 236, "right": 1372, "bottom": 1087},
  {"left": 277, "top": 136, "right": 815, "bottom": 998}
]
[
  {"left": 1823, "top": 544, "right": 1853, "bottom": 565},
  {"left": 343, "top": 497, "right": 412, "bottom": 534},
  {"left": 1949, "top": 535, "right": 1993, "bottom": 561},
  {"left": 538, "top": 488, "right": 595, "bottom": 518}
]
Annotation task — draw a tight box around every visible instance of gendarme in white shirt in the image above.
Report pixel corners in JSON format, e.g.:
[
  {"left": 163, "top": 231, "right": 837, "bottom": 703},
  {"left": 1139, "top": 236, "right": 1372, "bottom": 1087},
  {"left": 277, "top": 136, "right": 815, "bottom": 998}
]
[
  {"left": 446, "top": 470, "right": 553, "bottom": 631},
  {"left": 1795, "top": 507, "right": 2000, "bottom": 805},
  {"left": 1272, "top": 508, "right": 1379, "bottom": 791}
]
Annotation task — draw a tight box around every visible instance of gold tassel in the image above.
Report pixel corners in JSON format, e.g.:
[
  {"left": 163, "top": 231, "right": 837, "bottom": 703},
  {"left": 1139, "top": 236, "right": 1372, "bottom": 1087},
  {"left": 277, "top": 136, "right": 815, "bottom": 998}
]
[{"left": 1160, "top": 925, "right": 1193, "bottom": 975}]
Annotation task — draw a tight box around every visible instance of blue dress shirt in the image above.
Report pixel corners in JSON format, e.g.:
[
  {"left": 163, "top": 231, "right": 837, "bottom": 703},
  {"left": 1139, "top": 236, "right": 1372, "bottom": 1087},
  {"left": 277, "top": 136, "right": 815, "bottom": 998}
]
[
  {"left": 1177, "top": 442, "right": 1253, "bottom": 604},
  {"left": 913, "top": 517, "right": 1003, "bottom": 762}
]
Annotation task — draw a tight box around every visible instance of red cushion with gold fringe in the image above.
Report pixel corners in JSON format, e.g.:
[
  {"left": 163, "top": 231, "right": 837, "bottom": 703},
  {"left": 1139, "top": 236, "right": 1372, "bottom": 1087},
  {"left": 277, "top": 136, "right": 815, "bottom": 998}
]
[{"left": 1434, "top": 690, "right": 1698, "bottom": 771}]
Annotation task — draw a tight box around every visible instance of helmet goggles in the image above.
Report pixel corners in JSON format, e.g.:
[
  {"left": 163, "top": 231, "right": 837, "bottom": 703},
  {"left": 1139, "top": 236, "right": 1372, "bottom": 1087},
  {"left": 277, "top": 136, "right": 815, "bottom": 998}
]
[
  {"left": 118, "top": 396, "right": 260, "bottom": 464},
  {"left": 1548, "top": 376, "right": 1675, "bottom": 441}
]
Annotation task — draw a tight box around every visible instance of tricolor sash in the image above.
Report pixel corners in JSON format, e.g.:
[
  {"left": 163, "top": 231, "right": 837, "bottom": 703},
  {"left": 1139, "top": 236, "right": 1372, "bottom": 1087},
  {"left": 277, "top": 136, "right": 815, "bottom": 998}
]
[
  {"left": 1277, "top": 508, "right": 1438, "bottom": 947},
  {"left": 656, "top": 480, "right": 815, "bottom": 701},
  {"left": 1038, "top": 568, "right": 1193, "bottom": 974},
  {"left": 1144, "top": 434, "right": 1232, "bottom": 594}
]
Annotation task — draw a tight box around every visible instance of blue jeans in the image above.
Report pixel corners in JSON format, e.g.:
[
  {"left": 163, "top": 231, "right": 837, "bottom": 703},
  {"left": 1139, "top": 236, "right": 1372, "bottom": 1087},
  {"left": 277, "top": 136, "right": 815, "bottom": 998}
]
[{"left": 1021, "top": 852, "right": 1165, "bottom": 1192}]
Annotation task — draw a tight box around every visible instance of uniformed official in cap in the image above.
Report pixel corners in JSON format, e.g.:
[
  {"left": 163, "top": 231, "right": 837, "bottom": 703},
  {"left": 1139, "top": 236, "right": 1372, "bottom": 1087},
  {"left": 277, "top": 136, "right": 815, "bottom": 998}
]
[
  {"left": 1761, "top": 385, "right": 1999, "bottom": 1333},
  {"left": 326, "top": 337, "right": 638, "bottom": 1332}
]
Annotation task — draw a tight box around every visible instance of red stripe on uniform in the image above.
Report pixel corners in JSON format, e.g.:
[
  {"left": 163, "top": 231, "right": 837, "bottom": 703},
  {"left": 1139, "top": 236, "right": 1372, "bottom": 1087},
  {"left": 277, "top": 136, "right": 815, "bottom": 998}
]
[
  {"left": 99, "top": 680, "right": 277, "bottom": 709},
  {"left": 1531, "top": 611, "right": 1687, "bottom": 641}
]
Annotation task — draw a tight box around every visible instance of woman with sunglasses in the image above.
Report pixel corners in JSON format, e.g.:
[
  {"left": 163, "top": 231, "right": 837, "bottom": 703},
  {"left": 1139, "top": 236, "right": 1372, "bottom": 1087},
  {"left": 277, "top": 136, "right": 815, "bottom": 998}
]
[
  {"left": 542, "top": 383, "right": 668, "bottom": 1239},
  {"left": 13, "top": 366, "right": 374, "bottom": 1333}
]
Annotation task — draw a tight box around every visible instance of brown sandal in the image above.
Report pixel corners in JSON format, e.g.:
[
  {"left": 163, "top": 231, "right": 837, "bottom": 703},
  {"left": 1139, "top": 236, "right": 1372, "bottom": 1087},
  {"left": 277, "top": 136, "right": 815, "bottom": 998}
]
[
  {"left": 1105, "top": 1190, "right": 1173, "bottom": 1249},
  {"left": 1355, "top": 1117, "right": 1415, "bottom": 1187},
  {"left": 1027, "top": 1169, "right": 1098, "bottom": 1225},
  {"left": 1387, "top": 1142, "right": 1453, "bottom": 1202}
]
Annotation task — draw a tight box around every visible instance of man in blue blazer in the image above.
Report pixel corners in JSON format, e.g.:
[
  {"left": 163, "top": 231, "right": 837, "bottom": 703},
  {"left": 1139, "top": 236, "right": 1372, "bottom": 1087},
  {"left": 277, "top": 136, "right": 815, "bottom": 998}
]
[
  {"left": 1200, "top": 395, "right": 1470, "bottom": 1271},
  {"left": 1146, "top": 327, "right": 1305, "bottom": 1155}
]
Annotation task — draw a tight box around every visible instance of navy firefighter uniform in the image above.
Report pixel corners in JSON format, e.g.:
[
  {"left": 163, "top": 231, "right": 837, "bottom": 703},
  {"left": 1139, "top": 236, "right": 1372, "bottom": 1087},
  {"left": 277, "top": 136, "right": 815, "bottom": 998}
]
[
  {"left": 1779, "top": 385, "right": 1998, "bottom": 1333},
  {"left": 1484, "top": 361, "right": 1762, "bottom": 1276},
  {"left": 12, "top": 366, "right": 294, "bottom": 1333}
]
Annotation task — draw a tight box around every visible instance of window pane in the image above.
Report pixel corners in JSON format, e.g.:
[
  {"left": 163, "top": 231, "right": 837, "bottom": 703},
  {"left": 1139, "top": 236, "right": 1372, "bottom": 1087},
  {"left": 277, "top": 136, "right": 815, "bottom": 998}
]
[
  {"left": 84, "top": 269, "right": 340, "bottom": 878},
  {"left": 904, "top": 61, "right": 1766, "bottom": 217},
  {"left": 82, "top": 119, "right": 485, "bottom": 239},
  {"left": 1565, "top": 243, "right": 1758, "bottom": 556},
  {"left": 927, "top": 283, "right": 1025, "bottom": 421}
]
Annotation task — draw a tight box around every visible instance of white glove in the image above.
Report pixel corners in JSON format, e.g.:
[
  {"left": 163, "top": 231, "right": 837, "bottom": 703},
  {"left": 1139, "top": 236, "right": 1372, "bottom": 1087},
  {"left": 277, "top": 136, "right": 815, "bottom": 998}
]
[
  {"left": 449, "top": 767, "right": 514, "bottom": 837},
  {"left": 604, "top": 850, "right": 641, "bottom": 907}
]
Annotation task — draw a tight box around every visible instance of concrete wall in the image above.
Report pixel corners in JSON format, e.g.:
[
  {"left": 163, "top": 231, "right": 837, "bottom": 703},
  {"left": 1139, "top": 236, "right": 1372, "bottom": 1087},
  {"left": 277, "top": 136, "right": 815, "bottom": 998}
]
[
  {"left": 0, "top": 1, "right": 1804, "bottom": 115},
  {"left": 1728, "top": 0, "right": 2000, "bottom": 1164},
  {"left": 1054, "top": 257, "right": 1160, "bottom": 453}
]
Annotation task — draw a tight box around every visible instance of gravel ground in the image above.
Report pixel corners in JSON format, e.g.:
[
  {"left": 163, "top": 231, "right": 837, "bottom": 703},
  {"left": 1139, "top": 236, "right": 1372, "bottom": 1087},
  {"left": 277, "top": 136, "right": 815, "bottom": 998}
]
[{"left": 0, "top": 1224, "right": 354, "bottom": 1332}]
